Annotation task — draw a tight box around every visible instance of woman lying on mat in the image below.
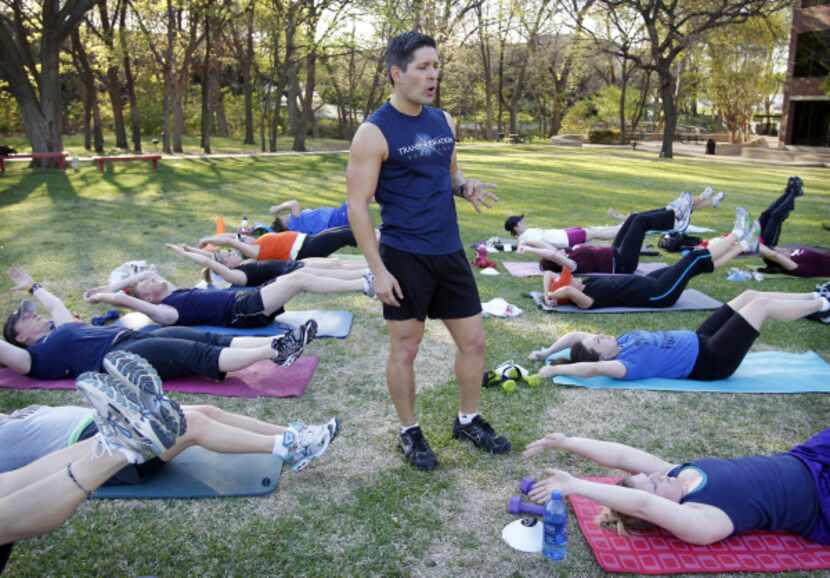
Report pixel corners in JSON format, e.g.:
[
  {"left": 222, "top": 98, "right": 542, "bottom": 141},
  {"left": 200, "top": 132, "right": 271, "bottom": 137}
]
[
  {"left": 199, "top": 223, "right": 357, "bottom": 262},
  {"left": 0, "top": 352, "right": 337, "bottom": 574},
  {"left": 753, "top": 176, "right": 830, "bottom": 278},
  {"left": 528, "top": 289, "right": 830, "bottom": 381},
  {"left": 270, "top": 199, "right": 350, "bottom": 235},
  {"left": 163, "top": 243, "right": 367, "bottom": 288},
  {"left": 536, "top": 212, "right": 755, "bottom": 310},
  {"left": 83, "top": 258, "right": 373, "bottom": 329},
  {"left": 2, "top": 267, "right": 313, "bottom": 382},
  {"left": 522, "top": 429, "right": 830, "bottom": 545},
  {"left": 504, "top": 187, "right": 723, "bottom": 250},
  {"left": 517, "top": 191, "right": 720, "bottom": 275}
]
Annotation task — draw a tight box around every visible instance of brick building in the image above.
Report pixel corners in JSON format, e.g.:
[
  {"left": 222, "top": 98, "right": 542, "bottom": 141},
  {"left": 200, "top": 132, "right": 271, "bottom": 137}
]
[{"left": 780, "top": 0, "right": 830, "bottom": 147}]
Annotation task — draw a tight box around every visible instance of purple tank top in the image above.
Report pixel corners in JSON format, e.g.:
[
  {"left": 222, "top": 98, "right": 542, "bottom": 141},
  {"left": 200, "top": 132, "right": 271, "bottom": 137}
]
[{"left": 569, "top": 244, "right": 614, "bottom": 273}]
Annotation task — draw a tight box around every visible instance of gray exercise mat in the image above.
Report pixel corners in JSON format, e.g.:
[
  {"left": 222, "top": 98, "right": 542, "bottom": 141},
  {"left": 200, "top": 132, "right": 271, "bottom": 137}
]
[
  {"left": 93, "top": 447, "right": 283, "bottom": 500},
  {"left": 528, "top": 289, "right": 722, "bottom": 313}
]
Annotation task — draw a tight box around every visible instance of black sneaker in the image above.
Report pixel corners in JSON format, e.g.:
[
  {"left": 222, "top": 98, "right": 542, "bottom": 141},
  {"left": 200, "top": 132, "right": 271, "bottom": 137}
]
[
  {"left": 807, "top": 310, "right": 830, "bottom": 324},
  {"left": 272, "top": 319, "right": 317, "bottom": 367},
  {"left": 815, "top": 281, "right": 830, "bottom": 301},
  {"left": 399, "top": 426, "right": 438, "bottom": 470},
  {"left": 452, "top": 415, "right": 511, "bottom": 454}
]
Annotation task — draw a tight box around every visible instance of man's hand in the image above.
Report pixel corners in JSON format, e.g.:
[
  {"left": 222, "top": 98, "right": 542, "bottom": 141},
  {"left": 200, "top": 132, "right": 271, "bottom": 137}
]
[
  {"left": 7, "top": 266, "right": 34, "bottom": 292},
  {"left": 528, "top": 469, "right": 577, "bottom": 503},
  {"left": 523, "top": 433, "right": 568, "bottom": 459},
  {"left": 373, "top": 267, "right": 404, "bottom": 307},
  {"left": 461, "top": 180, "right": 499, "bottom": 213}
]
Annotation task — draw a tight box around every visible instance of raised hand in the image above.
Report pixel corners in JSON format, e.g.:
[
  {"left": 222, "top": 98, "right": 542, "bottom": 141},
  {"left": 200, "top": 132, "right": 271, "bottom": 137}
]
[
  {"left": 528, "top": 469, "right": 577, "bottom": 503},
  {"left": 523, "top": 433, "right": 567, "bottom": 459},
  {"left": 7, "top": 266, "right": 34, "bottom": 292},
  {"left": 461, "top": 180, "right": 499, "bottom": 213}
]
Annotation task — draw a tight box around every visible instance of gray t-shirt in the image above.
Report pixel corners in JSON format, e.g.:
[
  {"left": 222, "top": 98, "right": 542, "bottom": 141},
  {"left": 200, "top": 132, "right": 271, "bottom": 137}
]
[{"left": 0, "top": 405, "right": 94, "bottom": 473}]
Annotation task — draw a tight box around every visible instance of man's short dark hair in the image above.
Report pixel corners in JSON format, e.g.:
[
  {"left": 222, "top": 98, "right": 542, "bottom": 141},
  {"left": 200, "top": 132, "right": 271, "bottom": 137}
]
[{"left": 385, "top": 31, "right": 437, "bottom": 86}]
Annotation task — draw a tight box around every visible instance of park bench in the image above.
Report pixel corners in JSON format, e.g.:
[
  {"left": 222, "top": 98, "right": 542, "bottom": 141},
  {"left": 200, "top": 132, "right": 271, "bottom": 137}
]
[
  {"left": 506, "top": 133, "right": 527, "bottom": 144},
  {"left": 94, "top": 154, "right": 161, "bottom": 172},
  {"left": 0, "top": 152, "right": 68, "bottom": 173}
]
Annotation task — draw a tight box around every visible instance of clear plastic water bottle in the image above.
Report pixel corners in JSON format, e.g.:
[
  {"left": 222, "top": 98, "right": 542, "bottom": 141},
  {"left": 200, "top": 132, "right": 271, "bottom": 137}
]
[
  {"left": 239, "top": 216, "right": 249, "bottom": 235},
  {"left": 543, "top": 490, "right": 567, "bottom": 561}
]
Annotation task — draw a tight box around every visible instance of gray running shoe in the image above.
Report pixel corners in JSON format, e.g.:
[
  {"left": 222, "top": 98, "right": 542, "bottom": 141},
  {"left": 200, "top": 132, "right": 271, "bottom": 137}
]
[
  {"left": 281, "top": 417, "right": 341, "bottom": 472},
  {"left": 363, "top": 271, "right": 375, "bottom": 298},
  {"left": 667, "top": 191, "right": 693, "bottom": 232},
  {"left": 272, "top": 319, "right": 317, "bottom": 367},
  {"left": 103, "top": 351, "right": 186, "bottom": 437}
]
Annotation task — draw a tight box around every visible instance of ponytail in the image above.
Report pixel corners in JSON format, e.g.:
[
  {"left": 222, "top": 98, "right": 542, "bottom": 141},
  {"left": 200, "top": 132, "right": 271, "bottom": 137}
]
[{"left": 549, "top": 341, "right": 601, "bottom": 366}]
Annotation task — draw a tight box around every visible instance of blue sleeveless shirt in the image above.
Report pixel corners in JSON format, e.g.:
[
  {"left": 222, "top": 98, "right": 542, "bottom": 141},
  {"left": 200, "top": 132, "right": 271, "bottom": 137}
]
[
  {"left": 670, "top": 454, "right": 819, "bottom": 538},
  {"left": 366, "top": 102, "right": 461, "bottom": 255}
]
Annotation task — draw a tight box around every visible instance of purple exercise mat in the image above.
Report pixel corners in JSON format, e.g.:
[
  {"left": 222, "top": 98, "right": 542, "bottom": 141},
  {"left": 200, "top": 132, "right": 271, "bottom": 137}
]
[
  {"left": 0, "top": 356, "right": 318, "bottom": 399},
  {"left": 502, "top": 260, "right": 666, "bottom": 278}
]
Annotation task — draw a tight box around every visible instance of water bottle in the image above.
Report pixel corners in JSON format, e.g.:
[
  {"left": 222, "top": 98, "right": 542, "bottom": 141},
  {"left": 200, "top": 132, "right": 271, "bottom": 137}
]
[
  {"left": 543, "top": 490, "right": 567, "bottom": 561},
  {"left": 239, "top": 216, "right": 249, "bottom": 235}
]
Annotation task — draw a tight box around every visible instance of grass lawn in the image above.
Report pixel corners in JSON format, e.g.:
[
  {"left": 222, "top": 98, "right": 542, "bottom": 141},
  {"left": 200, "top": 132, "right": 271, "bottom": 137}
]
[{"left": 1, "top": 144, "right": 829, "bottom": 577}]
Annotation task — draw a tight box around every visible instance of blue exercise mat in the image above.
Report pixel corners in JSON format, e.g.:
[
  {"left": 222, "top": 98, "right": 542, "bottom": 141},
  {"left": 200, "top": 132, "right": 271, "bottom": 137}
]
[
  {"left": 545, "top": 350, "right": 830, "bottom": 394},
  {"left": 117, "top": 310, "right": 353, "bottom": 339},
  {"left": 93, "top": 447, "right": 283, "bottom": 500}
]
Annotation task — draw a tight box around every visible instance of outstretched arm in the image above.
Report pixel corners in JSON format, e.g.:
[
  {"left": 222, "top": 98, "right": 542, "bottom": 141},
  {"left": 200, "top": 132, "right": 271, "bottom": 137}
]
[
  {"left": 527, "top": 469, "right": 731, "bottom": 545},
  {"left": 84, "top": 290, "right": 179, "bottom": 326},
  {"left": 7, "top": 267, "right": 74, "bottom": 327},
  {"left": 270, "top": 200, "right": 301, "bottom": 216},
  {"left": 0, "top": 340, "right": 31, "bottom": 375},
  {"left": 523, "top": 433, "right": 674, "bottom": 474},
  {"left": 538, "top": 360, "right": 626, "bottom": 379},
  {"left": 528, "top": 331, "right": 594, "bottom": 361},
  {"left": 198, "top": 235, "right": 259, "bottom": 259},
  {"left": 165, "top": 244, "right": 247, "bottom": 286},
  {"left": 518, "top": 244, "right": 578, "bottom": 271}
]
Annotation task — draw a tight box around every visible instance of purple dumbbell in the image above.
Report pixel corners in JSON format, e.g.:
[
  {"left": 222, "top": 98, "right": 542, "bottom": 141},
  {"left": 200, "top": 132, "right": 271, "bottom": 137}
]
[
  {"left": 508, "top": 495, "right": 544, "bottom": 517},
  {"left": 519, "top": 477, "right": 535, "bottom": 495}
]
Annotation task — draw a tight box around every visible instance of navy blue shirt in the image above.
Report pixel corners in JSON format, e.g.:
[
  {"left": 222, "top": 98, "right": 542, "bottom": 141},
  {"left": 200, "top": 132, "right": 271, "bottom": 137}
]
[
  {"left": 27, "top": 323, "right": 123, "bottom": 379},
  {"left": 367, "top": 102, "right": 461, "bottom": 255},
  {"left": 670, "top": 454, "right": 819, "bottom": 537},
  {"left": 161, "top": 288, "right": 236, "bottom": 326}
]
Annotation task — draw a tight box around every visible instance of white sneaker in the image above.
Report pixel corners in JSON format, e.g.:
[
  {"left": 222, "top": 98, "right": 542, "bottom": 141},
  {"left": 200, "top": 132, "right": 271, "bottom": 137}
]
[
  {"left": 667, "top": 191, "right": 693, "bottom": 232},
  {"left": 282, "top": 418, "right": 341, "bottom": 472}
]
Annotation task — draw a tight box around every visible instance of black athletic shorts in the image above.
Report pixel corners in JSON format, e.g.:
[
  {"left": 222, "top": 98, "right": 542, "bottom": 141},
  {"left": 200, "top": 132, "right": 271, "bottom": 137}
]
[
  {"left": 688, "top": 305, "right": 760, "bottom": 381},
  {"left": 229, "top": 290, "right": 282, "bottom": 328},
  {"left": 1, "top": 543, "right": 12, "bottom": 574},
  {"left": 380, "top": 244, "right": 482, "bottom": 322}
]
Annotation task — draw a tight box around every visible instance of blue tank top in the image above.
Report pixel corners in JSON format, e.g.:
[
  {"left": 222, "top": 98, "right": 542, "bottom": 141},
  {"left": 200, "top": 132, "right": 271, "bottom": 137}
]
[
  {"left": 288, "top": 202, "right": 350, "bottom": 235},
  {"left": 161, "top": 288, "right": 236, "bottom": 326},
  {"left": 366, "top": 102, "right": 461, "bottom": 255},
  {"left": 670, "top": 455, "right": 819, "bottom": 537},
  {"left": 27, "top": 323, "right": 123, "bottom": 379},
  {"left": 616, "top": 330, "right": 699, "bottom": 380}
]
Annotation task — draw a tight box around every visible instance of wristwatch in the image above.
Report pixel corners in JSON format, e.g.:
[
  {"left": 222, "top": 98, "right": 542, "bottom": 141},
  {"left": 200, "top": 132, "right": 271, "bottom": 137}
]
[{"left": 28, "top": 282, "right": 42, "bottom": 294}]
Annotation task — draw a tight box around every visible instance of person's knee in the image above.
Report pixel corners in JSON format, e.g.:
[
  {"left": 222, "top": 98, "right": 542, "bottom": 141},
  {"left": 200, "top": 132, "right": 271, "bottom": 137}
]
[
  {"left": 389, "top": 335, "right": 421, "bottom": 366},
  {"left": 739, "top": 289, "right": 761, "bottom": 302},
  {"left": 181, "top": 407, "right": 211, "bottom": 440},
  {"left": 457, "top": 330, "right": 486, "bottom": 357},
  {"left": 190, "top": 404, "right": 221, "bottom": 420}
]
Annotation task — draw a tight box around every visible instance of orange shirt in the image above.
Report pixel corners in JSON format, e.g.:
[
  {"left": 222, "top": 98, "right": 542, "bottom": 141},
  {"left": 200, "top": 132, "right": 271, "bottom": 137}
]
[
  {"left": 546, "top": 267, "right": 573, "bottom": 305},
  {"left": 255, "top": 232, "right": 306, "bottom": 261}
]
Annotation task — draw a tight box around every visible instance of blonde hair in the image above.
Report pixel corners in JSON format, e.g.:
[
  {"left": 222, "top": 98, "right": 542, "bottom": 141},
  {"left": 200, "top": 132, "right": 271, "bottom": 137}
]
[{"left": 594, "top": 479, "right": 654, "bottom": 536}]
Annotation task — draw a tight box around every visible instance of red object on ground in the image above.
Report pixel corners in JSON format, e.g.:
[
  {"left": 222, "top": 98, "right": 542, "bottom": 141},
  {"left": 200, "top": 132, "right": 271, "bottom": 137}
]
[
  {"left": 0, "top": 152, "right": 68, "bottom": 173},
  {"left": 94, "top": 154, "right": 161, "bottom": 172},
  {"left": 572, "top": 476, "right": 830, "bottom": 574},
  {"left": 472, "top": 245, "right": 498, "bottom": 269}
]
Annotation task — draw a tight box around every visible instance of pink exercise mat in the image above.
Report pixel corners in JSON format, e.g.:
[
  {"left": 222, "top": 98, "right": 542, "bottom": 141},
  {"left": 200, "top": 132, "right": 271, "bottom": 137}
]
[
  {"left": 502, "top": 261, "right": 667, "bottom": 278},
  {"left": 0, "top": 356, "right": 318, "bottom": 399},
  {"left": 572, "top": 477, "right": 830, "bottom": 574}
]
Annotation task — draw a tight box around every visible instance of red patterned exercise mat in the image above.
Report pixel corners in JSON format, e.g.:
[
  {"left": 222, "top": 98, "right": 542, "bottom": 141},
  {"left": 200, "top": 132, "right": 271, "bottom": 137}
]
[{"left": 572, "top": 477, "right": 830, "bottom": 574}]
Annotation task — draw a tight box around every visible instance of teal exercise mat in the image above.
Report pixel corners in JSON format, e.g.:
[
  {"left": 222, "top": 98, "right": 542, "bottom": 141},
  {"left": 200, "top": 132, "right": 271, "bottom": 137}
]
[
  {"left": 117, "top": 309, "right": 353, "bottom": 339},
  {"left": 546, "top": 350, "right": 830, "bottom": 394},
  {"left": 93, "top": 447, "right": 283, "bottom": 499},
  {"left": 529, "top": 289, "right": 722, "bottom": 313}
]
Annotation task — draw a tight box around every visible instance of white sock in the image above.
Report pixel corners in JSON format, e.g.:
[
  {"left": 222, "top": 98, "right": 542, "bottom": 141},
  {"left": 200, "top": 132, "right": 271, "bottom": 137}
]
[
  {"left": 272, "top": 434, "right": 290, "bottom": 457},
  {"left": 458, "top": 412, "right": 479, "bottom": 426},
  {"left": 820, "top": 297, "right": 830, "bottom": 312},
  {"left": 400, "top": 423, "right": 420, "bottom": 434}
]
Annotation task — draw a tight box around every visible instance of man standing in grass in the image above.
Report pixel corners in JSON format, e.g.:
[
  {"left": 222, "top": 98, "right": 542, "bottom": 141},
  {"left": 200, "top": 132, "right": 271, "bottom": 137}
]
[{"left": 347, "top": 31, "right": 511, "bottom": 470}]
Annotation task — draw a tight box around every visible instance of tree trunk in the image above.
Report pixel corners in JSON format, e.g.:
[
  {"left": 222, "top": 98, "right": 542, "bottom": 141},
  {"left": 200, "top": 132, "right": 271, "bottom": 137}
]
[
  {"left": 106, "top": 67, "right": 128, "bottom": 149},
  {"left": 120, "top": 3, "right": 142, "bottom": 152},
  {"left": 162, "top": 0, "right": 175, "bottom": 154},
  {"left": 293, "top": 43, "right": 316, "bottom": 152},
  {"left": 658, "top": 65, "right": 676, "bottom": 158},
  {"left": 72, "top": 29, "right": 104, "bottom": 152},
  {"left": 242, "top": 0, "right": 255, "bottom": 145},
  {"left": 201, "top": 12, "right": 212, "bottom": 154},
  {"left": 173, "top": 79, "right": 185, "bottom": 153},
  {"left": 619, "top": 63, "right": 628, "bottom": 144}
]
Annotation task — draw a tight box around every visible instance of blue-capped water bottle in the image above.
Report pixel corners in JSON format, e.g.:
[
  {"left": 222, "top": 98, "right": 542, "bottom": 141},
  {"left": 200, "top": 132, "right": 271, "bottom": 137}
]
[{"left": 543, "top": 490, "right": 567, "bottom": 561}]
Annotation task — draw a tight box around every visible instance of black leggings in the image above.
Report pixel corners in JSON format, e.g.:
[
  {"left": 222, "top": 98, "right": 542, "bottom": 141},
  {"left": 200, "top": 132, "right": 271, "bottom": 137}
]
[
  {"left": 640, "top": 249, "right": 715, "bottom": 307},
  {"left": 688, "top": 305, "right": 760, "bottom": 381},
  {"left": 612, "top": 209, "right": 675, "bottom": 273},
  {"left": 760, "top": 187, "right": 797, "bottom": 247},
  {"left": 109, "top": 327, "right": 233, "bottom": 381},
  {"left": 296, "top": 225, "right": 356, "bottom": 259}
]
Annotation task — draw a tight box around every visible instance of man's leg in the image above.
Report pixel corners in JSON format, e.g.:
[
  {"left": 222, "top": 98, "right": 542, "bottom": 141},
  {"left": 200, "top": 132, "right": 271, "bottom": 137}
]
[
  {"left": 386, "top": 319, "right": 425, "bottom": 427},
  {"left": 442, "top": 314, "right": 485, "bottom": 415}
]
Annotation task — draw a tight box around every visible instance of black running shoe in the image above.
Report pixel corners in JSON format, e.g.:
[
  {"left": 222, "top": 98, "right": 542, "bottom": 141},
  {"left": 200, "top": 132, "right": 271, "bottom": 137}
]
[
  {"left": 452, "top": 415, "right": 511, "bottom": 454},
  {"left": 807, "top": 309, "right": 830, "bottom": 324},
  {"left": 272, "top": 319, "right": 317, "bottom": 367},
  {"left": 399, "top": 426, "right": 438, "bottom": 470},
  {"left": 815, "top": 281, "right": 830, "bottom": 301}
]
